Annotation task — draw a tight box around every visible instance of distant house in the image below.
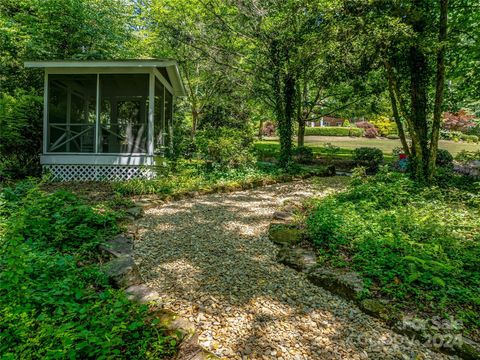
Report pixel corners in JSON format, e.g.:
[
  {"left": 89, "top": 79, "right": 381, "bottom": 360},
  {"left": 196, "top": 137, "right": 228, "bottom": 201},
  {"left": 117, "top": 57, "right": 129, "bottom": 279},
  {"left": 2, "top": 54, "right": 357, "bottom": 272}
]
[{"left": 308, "top": 116, "right": 345, "bottom": 127}]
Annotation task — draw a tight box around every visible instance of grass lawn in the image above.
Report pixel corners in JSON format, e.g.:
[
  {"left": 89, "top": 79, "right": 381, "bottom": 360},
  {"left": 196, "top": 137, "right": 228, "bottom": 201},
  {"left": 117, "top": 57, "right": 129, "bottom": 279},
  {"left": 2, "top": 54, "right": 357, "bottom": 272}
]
[{"left": 262, "top": 136, "right": 480, "bottom": 156}]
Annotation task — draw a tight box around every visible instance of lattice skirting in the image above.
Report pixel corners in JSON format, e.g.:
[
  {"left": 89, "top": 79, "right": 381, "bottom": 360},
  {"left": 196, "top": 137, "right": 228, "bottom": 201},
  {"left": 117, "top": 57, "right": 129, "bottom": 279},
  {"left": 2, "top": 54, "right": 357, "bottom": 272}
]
[{"left": 43, "top": 164, "right": 155, "bottom": 181}]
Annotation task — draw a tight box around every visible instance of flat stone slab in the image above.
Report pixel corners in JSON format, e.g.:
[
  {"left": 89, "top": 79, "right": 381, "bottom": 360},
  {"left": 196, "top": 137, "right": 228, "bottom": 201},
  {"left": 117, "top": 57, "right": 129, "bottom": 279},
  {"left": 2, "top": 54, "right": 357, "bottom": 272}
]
[
  {"left": 272, "top": 211, "right": 293, "bottom": 222},
  {"left": 268, "top": 225, "right": 302, "bottom": 246},
  {"left": 126, "top": 206, "right": 144, "bottom": 219},
  {"left": 306, "top": 267, "right": 364, "bottom": 301},
  {"left": 176, "top": 334, "right": 220, "bottom": 360},
  {"left": 277, "top": 247, "right": 317, "bottom": 272},
  {"left": 360, "top": 298, "right": 395, "bottom": 321},
  {"left": 156, "top": 309, "right": 196, "bottom": 339},
  {"left": 99, "top": 234, "right": 133, "bottom": 258},
  {"left": 125, "top": 284, "right": 160, "bottom": 303},
  {"left": 104, "top": 255, "right": 142, "bottom": 288}
]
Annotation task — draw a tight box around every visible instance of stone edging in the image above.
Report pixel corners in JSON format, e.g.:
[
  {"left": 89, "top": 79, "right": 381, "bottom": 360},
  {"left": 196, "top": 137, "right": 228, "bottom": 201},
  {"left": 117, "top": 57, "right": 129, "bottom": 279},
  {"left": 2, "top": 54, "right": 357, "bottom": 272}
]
[
  {"left": 100, "top": 232, "right": 220, "bottom": 360},
  {"left": 126, "top": 166, "right": 336, "bottom": 214},
  {"left": 268, "top": 210, "right": 480, "bottom": 360}
]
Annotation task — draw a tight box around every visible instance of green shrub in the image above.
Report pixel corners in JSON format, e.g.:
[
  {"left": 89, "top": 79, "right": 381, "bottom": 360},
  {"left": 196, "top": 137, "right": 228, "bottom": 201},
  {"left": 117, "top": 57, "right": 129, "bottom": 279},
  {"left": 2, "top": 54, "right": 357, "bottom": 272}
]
[
  {"left": 352, "top": 147, "right": 384, "bottom": 173},
  {"left": 195, "top": 127, "right": 255, "bottom": 170},
  {"left": 455, "top": 150, "right": 480, "bottom": 164},
  {"left": 440, "top": 130, "right": 480, "bottom": 143},
  {"left": 436, "top": 149, "right": 454, "bottom": 169},
  {"left": 304, "top": 126, "right": 363, "bottom": 137},
  {"left": 293, "top": 146, "right": 314, "bottom": 164},
  {"left": 0, "top": 182, "right": 175, "bottom": 358},
  {"left": 465, "top": 134, "right": 479, "bottom": 143},
  {"left": 306, "top": 171, "right": 480, "bottom": 328},
  {"left": 386, "top": 134, "right": 400, "bottom": 139},
  {"left": 0, "top": 90, "right": 43, "bottom": 180},
  {"left": 322, "top": 143, "right": 341, "bottom": 157}
]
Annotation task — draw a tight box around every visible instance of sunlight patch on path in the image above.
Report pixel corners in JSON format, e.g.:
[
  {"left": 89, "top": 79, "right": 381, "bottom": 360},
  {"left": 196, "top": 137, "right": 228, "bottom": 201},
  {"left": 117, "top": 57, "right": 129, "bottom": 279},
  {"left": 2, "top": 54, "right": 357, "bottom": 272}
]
[{"left": 134, "top": 178, "right": 450, "bottom": 360}]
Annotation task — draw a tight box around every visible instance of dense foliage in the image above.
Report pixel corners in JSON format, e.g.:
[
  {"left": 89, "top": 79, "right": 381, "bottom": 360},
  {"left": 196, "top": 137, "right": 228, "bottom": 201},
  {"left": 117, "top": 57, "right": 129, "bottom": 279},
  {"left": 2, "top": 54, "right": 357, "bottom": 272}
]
[
  {"left": 306, "top": 170, "right": 480, "bottom": 330},
  {"left": 195, "top": 127, "right": 255, "bottom": 170},
  {"left": 0, "top": 91, "right": 42, "bottom": 179},
  {"left": 456, "top": 150, "right": 480, "bottom": 164},
  {"left": 0, "top": 181, "right": 175, "bottom": 358}
]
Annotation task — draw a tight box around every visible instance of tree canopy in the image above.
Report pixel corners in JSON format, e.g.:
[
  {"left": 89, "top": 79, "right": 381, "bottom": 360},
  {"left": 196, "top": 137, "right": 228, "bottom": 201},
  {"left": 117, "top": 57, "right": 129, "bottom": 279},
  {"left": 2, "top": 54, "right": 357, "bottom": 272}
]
[{"left": 0, "top": 0, "right": 479, "bottom": 180}]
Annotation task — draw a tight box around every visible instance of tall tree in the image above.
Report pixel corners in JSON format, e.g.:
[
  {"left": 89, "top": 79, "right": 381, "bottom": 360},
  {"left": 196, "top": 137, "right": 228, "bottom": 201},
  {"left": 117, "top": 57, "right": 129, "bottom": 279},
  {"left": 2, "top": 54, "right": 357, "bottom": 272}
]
[{"left": 345, "top": 0, "right": 451, "bottom": 181}]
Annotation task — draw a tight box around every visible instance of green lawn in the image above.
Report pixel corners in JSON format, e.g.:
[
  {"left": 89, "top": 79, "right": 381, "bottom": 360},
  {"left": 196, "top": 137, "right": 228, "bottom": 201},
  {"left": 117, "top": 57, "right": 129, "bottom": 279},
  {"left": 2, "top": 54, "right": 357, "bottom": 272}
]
[{"left": 262, "top": 136, "right": 480, "bottom": 156}]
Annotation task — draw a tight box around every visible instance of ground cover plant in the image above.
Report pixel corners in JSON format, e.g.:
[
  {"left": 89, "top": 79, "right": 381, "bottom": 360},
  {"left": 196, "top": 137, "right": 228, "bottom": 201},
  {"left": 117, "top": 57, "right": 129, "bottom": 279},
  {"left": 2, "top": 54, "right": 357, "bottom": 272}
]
[
  {"left": 113, "top": 160, "right": 328, "bottom": 196},
  {"left": 305, "top": 169, "right": 480, "bottom": 338},
  {"left": 0, "top": 180, "right": 176, "bottom": 359}
]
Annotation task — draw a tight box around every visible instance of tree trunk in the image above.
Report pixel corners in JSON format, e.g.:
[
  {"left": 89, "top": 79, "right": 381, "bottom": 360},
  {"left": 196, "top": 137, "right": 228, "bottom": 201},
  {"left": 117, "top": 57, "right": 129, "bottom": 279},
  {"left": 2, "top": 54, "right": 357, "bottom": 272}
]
[
  {"left": 191, "top": 109, "right": 199, "bottom": 139},
  {"left": 281, "top": 72, "right": 295, "bottom": 166},
  {"left": 258, "top": 118, "right": 264, "bottom": 140},
  {"left": 297, "top": 118, "right": 305, "bottom": 147},
  {"left": 270, "top": 39, "right": 293, "bottom": 168},
  {"left": 428, "top": 0, "right": 449, "bottom": 180},
  {"left": 385, "top": 60, "right": 411, "bottom": 157},
  {"left": 297, "top": 78, "right": 307, "bottom": 147},
  {"left": 409, "top": 1, "right": 430, "bottom": 181}
]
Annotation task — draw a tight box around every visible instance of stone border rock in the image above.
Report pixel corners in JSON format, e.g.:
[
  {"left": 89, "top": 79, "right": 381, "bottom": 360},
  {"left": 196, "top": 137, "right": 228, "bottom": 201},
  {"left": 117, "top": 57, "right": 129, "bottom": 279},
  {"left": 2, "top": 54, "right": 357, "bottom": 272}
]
[
  {"left": 268, "top": 207, "right": 480, "bottom": 360},
  {"left": 454, "top": 161, "right": 480, "bottom": 178},
  {"left": 100, "top": 222, "right": 220, "bottom": 359}
]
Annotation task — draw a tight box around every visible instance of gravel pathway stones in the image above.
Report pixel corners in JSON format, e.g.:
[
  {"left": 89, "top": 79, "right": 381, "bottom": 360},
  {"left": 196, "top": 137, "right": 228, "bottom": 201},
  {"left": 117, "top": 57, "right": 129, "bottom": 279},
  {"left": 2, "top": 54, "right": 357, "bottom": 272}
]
[{"left": 134, "top": 178, "right": 452, "bottom": 360}]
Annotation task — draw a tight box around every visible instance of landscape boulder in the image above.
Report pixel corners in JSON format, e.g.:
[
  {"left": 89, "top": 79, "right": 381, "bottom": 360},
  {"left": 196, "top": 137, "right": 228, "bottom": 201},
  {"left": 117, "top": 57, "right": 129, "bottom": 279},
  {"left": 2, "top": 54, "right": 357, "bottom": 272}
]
[
  {"left": 125, "top": 284, "right": 160, "bottom": 303},
  {"left": 277, "top": 247, "right": 317, "bottom": 272},
  {"left": 99, "top": 234, "right": 133, "bottom": 258},
  {"left": 268, "top": 224, "right": 302, "bottom": 246},
  {"left": 126, "top": 206, "right": 144, "bottom": 219},
  {"left": 306, "top": 267, "right": 364, "bottom": 301},
  {"left": 104, "top": 255, "right": 142, "bottom": 288}
]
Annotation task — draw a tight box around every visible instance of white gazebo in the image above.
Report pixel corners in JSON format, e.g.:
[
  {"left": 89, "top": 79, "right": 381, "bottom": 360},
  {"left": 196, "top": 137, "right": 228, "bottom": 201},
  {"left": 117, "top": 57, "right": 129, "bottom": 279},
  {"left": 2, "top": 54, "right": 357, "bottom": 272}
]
[{"left": 25, "top": 60, "right": 186, "bottom": 181}]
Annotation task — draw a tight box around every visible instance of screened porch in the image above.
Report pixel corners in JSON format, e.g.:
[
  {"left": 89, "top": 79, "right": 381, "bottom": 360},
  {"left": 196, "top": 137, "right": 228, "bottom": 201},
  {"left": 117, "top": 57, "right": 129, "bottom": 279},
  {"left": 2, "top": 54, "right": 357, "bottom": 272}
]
[{"left": 24, "top": 60, "right": 185, "bottom": 180}]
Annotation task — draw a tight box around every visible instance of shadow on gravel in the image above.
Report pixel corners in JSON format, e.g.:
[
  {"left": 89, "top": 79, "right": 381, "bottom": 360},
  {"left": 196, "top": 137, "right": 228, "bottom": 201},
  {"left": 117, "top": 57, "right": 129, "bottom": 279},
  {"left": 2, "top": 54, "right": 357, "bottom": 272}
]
[{"left": 134, "top": 180, "right": 435, "bottom": 360}]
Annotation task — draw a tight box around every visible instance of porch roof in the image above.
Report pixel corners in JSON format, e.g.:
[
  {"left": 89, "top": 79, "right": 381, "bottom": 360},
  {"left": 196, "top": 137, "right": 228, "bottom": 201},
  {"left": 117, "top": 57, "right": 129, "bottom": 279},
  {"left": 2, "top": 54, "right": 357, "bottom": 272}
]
[{"left": 24, "top": 59, "right": 186, "bottom": 96}]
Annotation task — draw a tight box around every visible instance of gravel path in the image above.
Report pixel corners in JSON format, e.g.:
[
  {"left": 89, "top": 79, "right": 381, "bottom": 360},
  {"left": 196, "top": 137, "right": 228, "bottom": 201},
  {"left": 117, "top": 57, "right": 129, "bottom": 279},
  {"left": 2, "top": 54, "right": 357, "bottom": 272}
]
[{"left": 134, "top": 179, "right": 451, "bottom": 360}]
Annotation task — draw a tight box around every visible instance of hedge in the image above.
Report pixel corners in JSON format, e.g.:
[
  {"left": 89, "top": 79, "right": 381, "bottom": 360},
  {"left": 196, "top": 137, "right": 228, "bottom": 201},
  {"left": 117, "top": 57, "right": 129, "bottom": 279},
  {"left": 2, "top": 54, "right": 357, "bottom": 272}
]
[
  {"left": 440, "top": 130, "right": 480, "bottom": 143},
  {"left": 304, "top": 126, "right": 363, "bottom": 137}
]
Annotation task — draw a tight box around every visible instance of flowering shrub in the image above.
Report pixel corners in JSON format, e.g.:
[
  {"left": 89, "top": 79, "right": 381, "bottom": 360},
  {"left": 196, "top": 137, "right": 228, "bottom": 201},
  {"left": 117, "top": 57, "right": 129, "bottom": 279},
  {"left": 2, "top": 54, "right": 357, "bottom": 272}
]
[
  {"left": 368, "top": 115, "right": 397, "bottom": 136},
  {"left": 261, "top": 121, "right": 276, "bottom": 137},
  {"left": 355, "top": 121, "right": 379, "bottom": 138},
  {"left": 442, "top": 110, "right": 476, "bottom": 133}
]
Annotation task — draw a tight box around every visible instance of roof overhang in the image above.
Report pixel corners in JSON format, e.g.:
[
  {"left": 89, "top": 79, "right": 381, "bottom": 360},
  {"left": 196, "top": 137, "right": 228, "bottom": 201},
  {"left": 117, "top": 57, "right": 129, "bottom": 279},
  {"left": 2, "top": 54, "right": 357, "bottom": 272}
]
[{"left": 25, "top": 59, "right": 186, "bottom": 96}]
